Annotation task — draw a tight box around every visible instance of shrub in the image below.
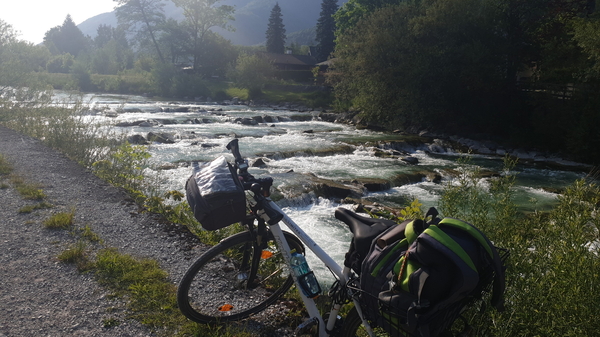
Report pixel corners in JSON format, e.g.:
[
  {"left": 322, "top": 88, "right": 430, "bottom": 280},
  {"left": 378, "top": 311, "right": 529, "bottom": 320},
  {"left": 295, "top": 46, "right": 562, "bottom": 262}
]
[
  {"left": 92, "top": 142, "right": 151, "bottom": 195},
  {"left": 439, "top": 157, "right": 600, "bottom": 336}
]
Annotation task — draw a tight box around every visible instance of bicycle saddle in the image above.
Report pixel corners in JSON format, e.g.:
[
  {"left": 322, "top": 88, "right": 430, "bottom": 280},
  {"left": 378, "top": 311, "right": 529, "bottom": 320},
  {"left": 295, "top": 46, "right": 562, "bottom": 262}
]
[{"left": 335, "top": 208, "right": 396, "bottom": 261}]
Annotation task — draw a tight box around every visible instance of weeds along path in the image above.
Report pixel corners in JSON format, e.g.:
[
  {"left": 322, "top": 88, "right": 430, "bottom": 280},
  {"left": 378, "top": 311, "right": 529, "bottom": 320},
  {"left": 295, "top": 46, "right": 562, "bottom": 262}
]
[{"left": 0, "top": 125, "right": 205, "bottom": 336}]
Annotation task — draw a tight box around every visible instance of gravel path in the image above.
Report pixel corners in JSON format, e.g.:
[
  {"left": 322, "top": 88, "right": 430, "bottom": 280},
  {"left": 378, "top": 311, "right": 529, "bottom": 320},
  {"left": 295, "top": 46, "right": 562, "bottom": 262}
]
[{"left": 0, "top": 126, "right": 295, "bottom": 336}]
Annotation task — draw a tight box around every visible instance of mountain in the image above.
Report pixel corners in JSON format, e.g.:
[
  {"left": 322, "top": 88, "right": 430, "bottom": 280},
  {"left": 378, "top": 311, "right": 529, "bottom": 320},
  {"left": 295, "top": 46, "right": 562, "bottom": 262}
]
[{"left": 77, "top": 0, "right": 348, "bottom": 46}]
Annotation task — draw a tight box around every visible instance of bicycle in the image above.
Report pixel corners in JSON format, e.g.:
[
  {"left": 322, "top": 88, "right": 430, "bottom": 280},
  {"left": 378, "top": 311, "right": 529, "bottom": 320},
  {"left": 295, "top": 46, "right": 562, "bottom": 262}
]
[{"left": 177, "top": 139, "right": 503, "bottom": 337}]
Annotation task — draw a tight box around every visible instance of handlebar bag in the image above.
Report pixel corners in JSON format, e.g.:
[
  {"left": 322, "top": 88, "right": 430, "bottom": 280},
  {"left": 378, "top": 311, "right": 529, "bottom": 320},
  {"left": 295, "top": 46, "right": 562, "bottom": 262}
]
[{"left": 185, "top": 156, "right": 246, "bottom": 230}]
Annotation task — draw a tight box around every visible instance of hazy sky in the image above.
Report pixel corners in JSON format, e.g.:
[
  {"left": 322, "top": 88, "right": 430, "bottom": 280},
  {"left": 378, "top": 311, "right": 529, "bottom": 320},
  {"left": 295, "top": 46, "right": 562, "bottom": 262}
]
[{"left": 2, "top": 0, "right": 116, "bottom": 44}]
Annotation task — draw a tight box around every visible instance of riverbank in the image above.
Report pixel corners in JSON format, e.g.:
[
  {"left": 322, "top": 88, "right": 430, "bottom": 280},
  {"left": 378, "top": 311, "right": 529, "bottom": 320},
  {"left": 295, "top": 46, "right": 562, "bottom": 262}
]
[{"left": 0, "top": 125, "right": 296, "bottom": 336}]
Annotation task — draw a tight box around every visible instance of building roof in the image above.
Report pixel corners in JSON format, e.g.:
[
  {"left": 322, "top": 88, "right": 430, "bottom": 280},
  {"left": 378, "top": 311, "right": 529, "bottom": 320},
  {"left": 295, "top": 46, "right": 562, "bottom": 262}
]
[{"left": 261, "top": 52, "right": 318, "bottom": 66}]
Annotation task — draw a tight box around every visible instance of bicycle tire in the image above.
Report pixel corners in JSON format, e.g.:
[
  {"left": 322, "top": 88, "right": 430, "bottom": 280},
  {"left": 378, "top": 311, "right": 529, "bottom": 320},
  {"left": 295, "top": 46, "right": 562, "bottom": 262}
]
[
  {"left": 342, "top": 306, "right": 388, "bottom": 337},
  {"left": 177, "top": 229, "right": 304, "bottom": 323}
]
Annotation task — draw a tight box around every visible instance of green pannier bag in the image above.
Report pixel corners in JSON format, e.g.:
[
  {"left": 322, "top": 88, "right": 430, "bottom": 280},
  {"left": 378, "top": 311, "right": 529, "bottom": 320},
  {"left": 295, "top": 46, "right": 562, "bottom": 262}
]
[{"left": 360, "top": 209, "right": 507, "bottom": 337}]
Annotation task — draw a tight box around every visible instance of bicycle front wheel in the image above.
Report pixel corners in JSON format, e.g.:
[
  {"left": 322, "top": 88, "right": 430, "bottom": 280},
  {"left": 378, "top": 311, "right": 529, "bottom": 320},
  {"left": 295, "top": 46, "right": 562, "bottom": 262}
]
[{"left": 177, "top": 229, "right": 304, "bottom": 323}]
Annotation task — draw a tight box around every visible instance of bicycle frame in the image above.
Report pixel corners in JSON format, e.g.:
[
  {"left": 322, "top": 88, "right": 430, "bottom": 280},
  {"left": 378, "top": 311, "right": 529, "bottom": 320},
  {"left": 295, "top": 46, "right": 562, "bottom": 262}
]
[
  {"left": 224, "top": 138, "right": 375, "bottom": 336},
  {"left": 266, "top": 200, "right": 377, "bottom": 337}
]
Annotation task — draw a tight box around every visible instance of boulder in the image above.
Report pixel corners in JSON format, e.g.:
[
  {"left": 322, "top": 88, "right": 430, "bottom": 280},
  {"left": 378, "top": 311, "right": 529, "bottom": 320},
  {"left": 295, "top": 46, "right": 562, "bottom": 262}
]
[
  {"left": 234, "top": 117, "right": 258, "bottom": 125},
  {"left": 428, "top": 143, "right": 446, "bottom": 153},
  {"left": 391, "top": 172, "right": 427, "bottom": 186},
  {"left": 250, "top": 158, "right": 268, "bottom": 167},
  {"left": 401, "top": 156, "right": 419, "bottom": 165},
  {"left": 147, "top": 132, "right": 176, "bottom": 144},
  {"left": 263, "top": 115, "right": 277, "bottom": 123},
  {"left": 352, "top": 178, "right": 391, "bottom": 192},
  {"left": 127, "top": 134, "right": 149, "bottom": 145}
]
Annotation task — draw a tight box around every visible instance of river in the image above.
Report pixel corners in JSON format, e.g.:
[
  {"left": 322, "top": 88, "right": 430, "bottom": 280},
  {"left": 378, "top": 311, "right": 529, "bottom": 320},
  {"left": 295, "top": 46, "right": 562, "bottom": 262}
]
[{"left": 58, "top": 91, "right": 589, "bottom": 283}]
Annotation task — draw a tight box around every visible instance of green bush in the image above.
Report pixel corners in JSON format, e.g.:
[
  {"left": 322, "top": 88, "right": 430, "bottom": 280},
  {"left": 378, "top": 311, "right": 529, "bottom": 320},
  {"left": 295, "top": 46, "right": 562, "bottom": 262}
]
[
  {"left": 92, "top": 142, "right": 151, "bottom": 195},
  {"left": 46, "top": 53, "right": 74, "bottom": 73},
  {"left": 440, "top": 157, "right": 600, "bottom": 336}
]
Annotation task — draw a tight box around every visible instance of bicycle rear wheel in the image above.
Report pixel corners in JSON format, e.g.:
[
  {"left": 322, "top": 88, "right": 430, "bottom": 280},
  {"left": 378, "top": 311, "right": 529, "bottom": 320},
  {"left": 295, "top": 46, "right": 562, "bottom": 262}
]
[
  {"left": 342, "top": 306, "right": 389, "bottom": 337},
  {"left": 177, "top": 229, "right": 304, "bottom": 323}
]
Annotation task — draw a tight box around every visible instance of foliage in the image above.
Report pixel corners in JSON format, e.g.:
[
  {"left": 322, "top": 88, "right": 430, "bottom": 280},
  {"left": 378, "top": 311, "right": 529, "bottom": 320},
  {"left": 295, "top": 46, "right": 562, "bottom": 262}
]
[
  {"left": 46, "top": 53, "right": 75, "bottom": 73},
  {"left": 43, "top": 15, "right": 90, "bottom": 57},
  {"left": 334, "top": 0, "right": 400, "bottom": 35},
  {"left": 266, "top": 3, "right": 287, "bottom": 54},
  {"left": 315, "top": 0, "right": 339, "bottom": 62},
  {"left": 43, "top": 209, "right": 76, "bottom": 229},
  {"left": 0, "top": 153, "right": 12, "bottom": 176},
  {"left": 92, "top": 142, "right": 151, "bottom": 194},
  {"left": 91, "top": 25, "right": 134, "bottom": 75},
  {"left": 438, "top": 157, "right": 600, "bottom": 335},
  {"left": 330, "top": 0, "right": 600, "bottom": 165},
  {"left": 440, "top": 155, "right": 518, "bottom": 228},
  {"left": 172, "top": 0, "right": 235, "bottom": 71},
  {"left": 71, "top": 59, "right": 93, "bottom": 91},
  {"left": 58, "top": 240, "right": 93, "bottom": 271},
  {"left": 331, "top": 0, "right": 510, "bottom": 132},
  {"left": 18, "top": 202, "right": 54, "bottom": 214},
  {"left": 1, "top": 20, "right": 53, "bottom": 104},
  {"left": 228, "top": 52, "right": 275, "bottom": 98},
  {"left": 2, "top": 104, "right": 120, "bottom": 167},
  {"left": 10, "top": 175, "right": 46, "bottom": 200},
  {"left": 94, "top": 248, "right": 186, "bottom": 330},
  {"left": 0, "top": 19, "right": 17, "bottom": 46},
  {"left": 572, "top": 13, "right": 600, "bottom": 79},
  {"left": 114, "top": 0, "right": 167, "bottom": 63}
]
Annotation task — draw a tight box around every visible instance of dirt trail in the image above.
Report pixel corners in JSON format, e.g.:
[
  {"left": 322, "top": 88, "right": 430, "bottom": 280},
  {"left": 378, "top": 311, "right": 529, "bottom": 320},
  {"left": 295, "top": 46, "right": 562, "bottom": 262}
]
[{"left": 0, "top": 126, "right": 201, "bottom": 336}]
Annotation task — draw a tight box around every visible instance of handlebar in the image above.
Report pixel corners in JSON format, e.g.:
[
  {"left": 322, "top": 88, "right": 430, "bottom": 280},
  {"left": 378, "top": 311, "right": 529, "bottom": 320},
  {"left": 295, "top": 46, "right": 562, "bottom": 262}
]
[
  {"left": 226, "top": 139, "right": 245, "bottom": 166},
  {"left": 225, "top": 139, "right": 282, "bottom": 225}
]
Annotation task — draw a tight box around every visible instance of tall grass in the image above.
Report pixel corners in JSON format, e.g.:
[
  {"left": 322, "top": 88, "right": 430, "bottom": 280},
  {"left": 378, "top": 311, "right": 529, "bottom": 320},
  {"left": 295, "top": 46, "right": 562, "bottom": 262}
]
[
  {"left": 440, "top": 156, "right": 600, "bottom": 336},
  {"left": 2, "top": 103, "right": 122, "bottom": 168}
]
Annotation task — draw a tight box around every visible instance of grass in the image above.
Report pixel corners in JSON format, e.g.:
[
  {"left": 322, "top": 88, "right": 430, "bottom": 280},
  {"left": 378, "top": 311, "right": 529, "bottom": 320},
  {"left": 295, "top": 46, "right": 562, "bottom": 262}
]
[
  {"left": 43, "top": 209, "right": 75, "bottom": 229},
  {"left": 57, "top": 240, "right": 92, "bottom": 271},
  {"left": 10, "top": 175, "right": 46, "bottom": 200},
  {"left": 0, "top": 153, "right": 13, "bottom": 176},
  {"left": 18, "top": 201, "right": 54, "bottom": 213},
  {"left": 80, "top": 224, "right": 102, "bottom": 243}
]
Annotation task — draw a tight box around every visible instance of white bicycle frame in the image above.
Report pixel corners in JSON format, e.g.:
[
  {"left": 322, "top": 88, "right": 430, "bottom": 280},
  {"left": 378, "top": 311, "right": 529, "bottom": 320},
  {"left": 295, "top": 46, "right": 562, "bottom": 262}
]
[{"left": 265, "top": 200, "right": 377, "bottom": 337}]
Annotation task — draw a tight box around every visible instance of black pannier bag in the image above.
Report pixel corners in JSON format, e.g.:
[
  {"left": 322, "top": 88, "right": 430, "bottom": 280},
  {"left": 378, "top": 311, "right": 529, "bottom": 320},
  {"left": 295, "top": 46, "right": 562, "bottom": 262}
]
[
  {"left": 185, "top": 156, "right": 246, "bottom": 230},
  {"left": 359, "top": 211, "right": 507, "bottom": 337}
]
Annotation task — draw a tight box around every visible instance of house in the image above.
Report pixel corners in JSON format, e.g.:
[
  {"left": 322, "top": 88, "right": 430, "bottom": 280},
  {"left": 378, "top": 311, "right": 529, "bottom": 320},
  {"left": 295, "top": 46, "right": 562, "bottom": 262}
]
[{"left": 260, "top": 52, "right": 318, "bottom": 71}]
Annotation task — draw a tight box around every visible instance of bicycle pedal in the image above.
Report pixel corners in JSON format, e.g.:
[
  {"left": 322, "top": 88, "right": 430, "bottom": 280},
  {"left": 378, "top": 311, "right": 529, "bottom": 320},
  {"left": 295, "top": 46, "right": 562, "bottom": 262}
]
[{"left": 294, "top": 316, "right": 319, "bottom": 336}]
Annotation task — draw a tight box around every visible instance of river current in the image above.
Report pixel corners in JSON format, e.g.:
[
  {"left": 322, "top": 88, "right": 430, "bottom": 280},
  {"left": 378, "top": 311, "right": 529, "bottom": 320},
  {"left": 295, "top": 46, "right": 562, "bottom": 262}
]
[{"left": 60, "top": 92, "right": 588, "bottom": 283}]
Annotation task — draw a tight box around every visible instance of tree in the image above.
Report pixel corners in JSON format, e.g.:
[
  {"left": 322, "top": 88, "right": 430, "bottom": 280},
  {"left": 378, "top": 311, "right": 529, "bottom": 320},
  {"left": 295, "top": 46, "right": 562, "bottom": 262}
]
[
  {"left": 0, "top": 19, "right": 17, "bottom": 47},
  {"left": 228, "top": 52, "right": 275, "bottom": 98},
  {"left": 159, "top": 18, "right": 190, "bottom": 65},
  {"left": 266, "top": 3, "right": 286, "bottom": 54},
  {"left": 114, "top": 0, "right": 166, "bottom": 63},
  {"left": 332, "top": 0, "right": 506, "bottom": 132},
  {"left": 43, "top": 15, "right": 89, "bottom": 56},
  {"left": 94, "top": 24, "right": 114, "bottom": 49},
  {"left": 315, "top": 0, "right": 338, "bottom": 62},
  {"left": 334, "top": 0, "right": 401, "bottom": 35},
  {"left": 172, "top": 0, "right": 235, "bottom": 72},
  {"left": 1, "top": 19, "right": 51, "bottom": 109},
  {"left": 91, "top": 25, "right": 133, "bottom": 74}
]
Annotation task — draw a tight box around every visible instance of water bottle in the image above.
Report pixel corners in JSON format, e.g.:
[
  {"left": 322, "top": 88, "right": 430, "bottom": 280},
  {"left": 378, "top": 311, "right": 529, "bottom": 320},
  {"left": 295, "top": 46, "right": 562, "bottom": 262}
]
[{"left": 290, "top": 252, "right": 321, "bottom": 298}]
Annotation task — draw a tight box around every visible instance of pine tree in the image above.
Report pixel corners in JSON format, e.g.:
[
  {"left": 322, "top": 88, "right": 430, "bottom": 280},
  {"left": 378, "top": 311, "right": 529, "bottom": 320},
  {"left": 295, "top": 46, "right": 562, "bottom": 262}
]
[
  {"left": 43, "top": 15, "right": 89, "bottom": 56},
  {"left": 266, "top": 3, "right": 286, "bottom": 54},
  {"left": 315, "top": 0, "right": 338, "bottom": 62}
]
